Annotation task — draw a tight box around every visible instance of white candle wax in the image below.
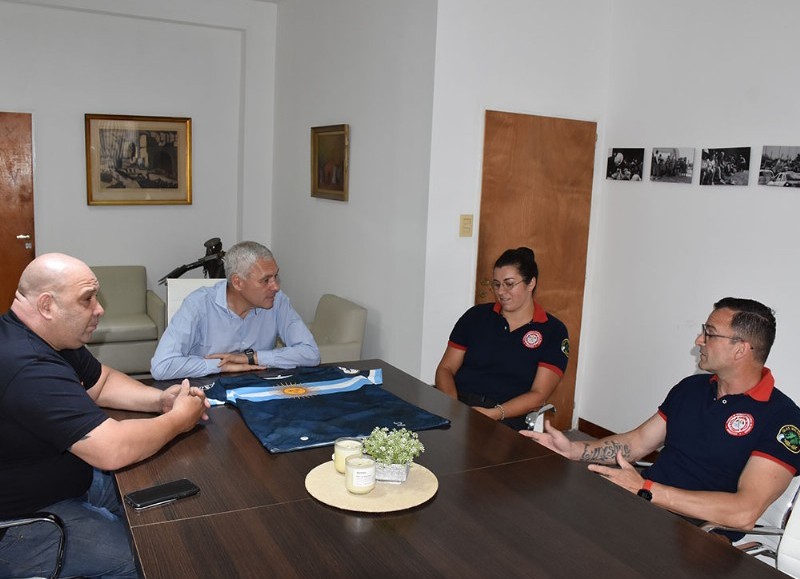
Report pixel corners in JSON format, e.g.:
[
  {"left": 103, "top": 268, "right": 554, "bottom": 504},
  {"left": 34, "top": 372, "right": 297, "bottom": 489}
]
[
  {"left": 345, "top": 455, "right": 376, "bottom": 494},
  {"left": 333, "top": 438, "right": 363, "bottom": 474}
]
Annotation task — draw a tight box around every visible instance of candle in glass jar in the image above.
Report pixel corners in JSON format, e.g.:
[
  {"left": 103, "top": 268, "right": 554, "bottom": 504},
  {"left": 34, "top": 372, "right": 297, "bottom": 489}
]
[
  {"left": 333, "top": 437, "right": 363, "bottom": 474},
  {"left": 345, "top": 455, "right": 375, "bottom": 494}
]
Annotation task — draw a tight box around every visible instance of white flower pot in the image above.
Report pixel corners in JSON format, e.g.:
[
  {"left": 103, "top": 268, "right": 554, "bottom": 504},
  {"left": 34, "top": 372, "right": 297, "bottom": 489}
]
[{"left": 375, "top": 462, "right": 410, "bottom": 483}]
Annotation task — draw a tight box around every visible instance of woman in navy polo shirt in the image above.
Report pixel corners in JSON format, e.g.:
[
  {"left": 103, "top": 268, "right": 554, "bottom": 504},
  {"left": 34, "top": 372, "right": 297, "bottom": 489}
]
[{"left": 435, "top": 247, "right": 569, "bottom": 430}]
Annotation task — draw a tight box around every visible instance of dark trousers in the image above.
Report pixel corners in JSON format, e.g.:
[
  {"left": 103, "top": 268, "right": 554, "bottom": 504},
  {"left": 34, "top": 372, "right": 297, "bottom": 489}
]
[{"left": 457, "top": 392, "right": 528, "bottom": 431}]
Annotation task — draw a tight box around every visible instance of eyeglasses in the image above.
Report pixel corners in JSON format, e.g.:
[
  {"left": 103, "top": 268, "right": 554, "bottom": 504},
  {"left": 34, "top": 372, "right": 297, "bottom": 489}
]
[
  {"left": 699, "top": 323, "right": 743, "bottom": 343},
  {"left": 491, "top": 279, "right": 527, "bottom": 292}
]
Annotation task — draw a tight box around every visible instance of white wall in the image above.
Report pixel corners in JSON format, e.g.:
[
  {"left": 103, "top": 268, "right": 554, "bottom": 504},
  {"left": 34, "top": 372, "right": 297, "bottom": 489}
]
[
  {"left": 420, "top": 0, "right": 800, "bottom": 433},
  {"left": 0, "top": 0, "right": 275, "bottom": 300},
  {"left": 10, "top": 0, "right": 800, "bottom": 431},
  {"left": 419, "top": 0, "right": 613, "bottom": 387},
  {"left": 577, "top": 0, "right": 800, "bottom": 432},
  {"left": 271, "top": 0, "right": 437, "bottom": 375}
]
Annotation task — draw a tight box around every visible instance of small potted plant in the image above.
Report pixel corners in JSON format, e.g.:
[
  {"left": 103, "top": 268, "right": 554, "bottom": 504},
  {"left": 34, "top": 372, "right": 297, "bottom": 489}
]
[{"left": 362, "top": 426, "right": 425, "bottom": 482}]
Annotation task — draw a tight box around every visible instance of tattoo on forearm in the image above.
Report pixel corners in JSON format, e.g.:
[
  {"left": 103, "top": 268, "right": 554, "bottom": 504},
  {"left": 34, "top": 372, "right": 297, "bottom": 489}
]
[{"left": 579, "top": 440, "right": 631, "bottom": 463}]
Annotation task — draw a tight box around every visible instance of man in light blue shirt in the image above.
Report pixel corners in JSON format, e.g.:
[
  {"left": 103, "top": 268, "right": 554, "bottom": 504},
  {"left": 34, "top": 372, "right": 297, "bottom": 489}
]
[{"left": 151, "top": 241, "right": 320, "bottom": 380}]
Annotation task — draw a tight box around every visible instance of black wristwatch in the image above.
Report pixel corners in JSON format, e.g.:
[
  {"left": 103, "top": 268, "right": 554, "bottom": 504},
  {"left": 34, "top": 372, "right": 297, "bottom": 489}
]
[
  {"left": 637, "top": 479, "right": 653, "bottom": 501},
  {"left": 244, "top": 348, "right": 255, "bottom": 365}
]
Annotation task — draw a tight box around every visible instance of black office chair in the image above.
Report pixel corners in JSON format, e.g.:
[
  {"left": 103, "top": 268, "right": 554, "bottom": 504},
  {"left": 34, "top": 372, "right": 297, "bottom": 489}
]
[{"left": 0, "top": 512, "right": 66, "bottom": 579}]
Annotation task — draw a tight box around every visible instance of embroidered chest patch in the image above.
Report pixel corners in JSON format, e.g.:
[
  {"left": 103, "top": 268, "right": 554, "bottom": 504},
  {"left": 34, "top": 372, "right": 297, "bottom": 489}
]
[
  {"left": 522, "top": 330, "right": 543, "bottom": 349},
  {"left": 778, "top": 425, "right": 800, "bottom": 454},
  {"left": 725, "top": 413, "right": 754, "bottom": 437}
]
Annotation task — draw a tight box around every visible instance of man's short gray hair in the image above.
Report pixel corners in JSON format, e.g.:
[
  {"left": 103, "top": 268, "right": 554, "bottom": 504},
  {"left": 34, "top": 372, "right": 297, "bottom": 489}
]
[{"left": 224, "top": 241, "right": 275, "bottom": 282}]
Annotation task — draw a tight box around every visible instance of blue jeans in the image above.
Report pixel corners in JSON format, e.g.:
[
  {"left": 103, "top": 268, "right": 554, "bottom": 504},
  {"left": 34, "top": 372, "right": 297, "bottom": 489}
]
[{"left": 0, "top": 469, "right": 139, "bottom": 578}]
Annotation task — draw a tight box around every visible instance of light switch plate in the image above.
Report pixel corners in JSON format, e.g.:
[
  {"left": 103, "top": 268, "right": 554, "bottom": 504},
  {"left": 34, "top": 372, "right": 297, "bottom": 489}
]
[{"left": 459, "top": 214, "right": 473, "bottom": 237}]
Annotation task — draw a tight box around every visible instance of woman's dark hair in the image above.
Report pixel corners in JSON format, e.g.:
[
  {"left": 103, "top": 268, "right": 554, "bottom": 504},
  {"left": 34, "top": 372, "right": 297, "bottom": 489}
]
[{"left": 494, "top": 247, "right": 538, "bottom": 283}]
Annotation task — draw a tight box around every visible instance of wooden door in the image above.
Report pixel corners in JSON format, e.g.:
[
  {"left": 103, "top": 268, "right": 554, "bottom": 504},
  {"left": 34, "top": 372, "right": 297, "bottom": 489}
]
[
  {"left": 476, "top": 110, "right": 595, "bottom": 430},
  {"left": 0, "top": 112, "right": 35, "bottom": 311}
]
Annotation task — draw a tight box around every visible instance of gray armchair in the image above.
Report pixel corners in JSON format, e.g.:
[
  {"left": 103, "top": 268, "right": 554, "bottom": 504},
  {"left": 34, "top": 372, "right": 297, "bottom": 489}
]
[{"left": 87, "top": 266, "right": 165, "bottom": 374}]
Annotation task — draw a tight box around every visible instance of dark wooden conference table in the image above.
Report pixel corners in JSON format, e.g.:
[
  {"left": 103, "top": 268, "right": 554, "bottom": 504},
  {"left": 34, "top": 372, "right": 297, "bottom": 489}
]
[{"left": 111, "top": 359, "right": 786, "bottom": 578}]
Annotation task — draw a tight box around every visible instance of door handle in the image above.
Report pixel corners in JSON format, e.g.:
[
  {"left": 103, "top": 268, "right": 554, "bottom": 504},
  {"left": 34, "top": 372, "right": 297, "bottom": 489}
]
[{"left": 16, "top": 234, "right": 30, "bottom": 239}]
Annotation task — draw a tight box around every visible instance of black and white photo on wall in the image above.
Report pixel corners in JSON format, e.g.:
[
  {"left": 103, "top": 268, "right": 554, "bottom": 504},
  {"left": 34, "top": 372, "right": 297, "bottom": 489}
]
[
  {"left": 606, "top": 148, "right": 645, "bottom": 181},
  {"left": 699, "top": 147, "right": 750, "bottom": 186},
  {"left": 759, "top": 146, "right": 800, "bottom": 187},
  {"left": 650, "top": 147, "right": 694, "bottom": 184}
]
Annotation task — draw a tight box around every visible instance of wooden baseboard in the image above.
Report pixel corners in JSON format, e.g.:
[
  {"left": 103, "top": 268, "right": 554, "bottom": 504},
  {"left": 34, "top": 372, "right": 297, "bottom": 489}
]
[
  {"left": 578, "top": 417, "right": 660, "bottom": 463},
  {"left": 577, "top": 418, "right": 614, "bottom": 439}
]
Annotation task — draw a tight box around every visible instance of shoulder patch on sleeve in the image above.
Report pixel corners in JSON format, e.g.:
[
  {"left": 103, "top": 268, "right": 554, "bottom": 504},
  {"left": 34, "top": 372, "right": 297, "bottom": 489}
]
[
  {"left": 561, "top": 338, "right": 570, "bottom": 358},
  {"left": 777, "top": 425, "right": 800, "bottom": 454}
]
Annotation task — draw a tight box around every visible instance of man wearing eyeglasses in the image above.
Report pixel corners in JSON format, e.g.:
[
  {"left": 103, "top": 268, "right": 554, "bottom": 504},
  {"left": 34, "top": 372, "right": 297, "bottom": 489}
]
[
  {"left": 523, "top": 297, "right": 800, "bottom": 536},
  {"left": 151, "top": 241, "right": 320, "bottom": 380}
]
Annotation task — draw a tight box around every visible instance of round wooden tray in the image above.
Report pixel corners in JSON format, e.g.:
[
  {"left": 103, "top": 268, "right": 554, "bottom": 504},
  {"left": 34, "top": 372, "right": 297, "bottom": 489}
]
[{"left": 305, "top": 461, "right": 438, "bottom": 513}]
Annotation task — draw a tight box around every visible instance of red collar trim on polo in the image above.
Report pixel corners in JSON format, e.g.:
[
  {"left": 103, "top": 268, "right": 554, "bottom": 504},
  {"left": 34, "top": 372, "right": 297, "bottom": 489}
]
[
  {"left": 492, "top": 300, "right": 549, "bottom": 323},
  {"left": 711, "top": 367, "right": 774, "bottom": 402},
  {"left": 532, "top": 301, "right": 548, "bottom": 323},
  {"left": 747, "top": 368, "right": 774, "bottom": 401}
]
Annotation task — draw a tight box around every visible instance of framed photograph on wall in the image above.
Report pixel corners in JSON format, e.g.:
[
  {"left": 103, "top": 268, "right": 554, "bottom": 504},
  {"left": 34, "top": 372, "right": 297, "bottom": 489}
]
[
  {"left": 311, "top": 124, "right": 349, "bottom": 201},
  {"left": 650, "top": 147, "right": 695, "bottom": 184},
  {"left": 699, "top": 147, "right": 750, "bottom": 186},
  {"left": 759, "top": 146, "right": 800, "bottom": 186},
  {"left": 605, "top": 148, "right": 645, "bottom": 181},
  {"left": 85, "top": 114, "right": 192, "bottom": 205}
]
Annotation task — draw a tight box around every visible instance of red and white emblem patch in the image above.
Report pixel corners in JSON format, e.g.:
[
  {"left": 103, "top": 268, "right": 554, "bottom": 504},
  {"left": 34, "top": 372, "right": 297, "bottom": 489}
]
[
  {"left": 725, "top": 413, "right": 755, "bottom": 437},
  {"left": 523, "top": 330, "right": 543, "bottom": 349}
]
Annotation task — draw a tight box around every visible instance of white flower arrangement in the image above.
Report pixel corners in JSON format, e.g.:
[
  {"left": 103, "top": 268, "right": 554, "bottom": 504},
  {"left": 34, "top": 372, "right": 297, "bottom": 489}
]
[{"left": 362, "top": 427, "right": 425, "bottom": 465}]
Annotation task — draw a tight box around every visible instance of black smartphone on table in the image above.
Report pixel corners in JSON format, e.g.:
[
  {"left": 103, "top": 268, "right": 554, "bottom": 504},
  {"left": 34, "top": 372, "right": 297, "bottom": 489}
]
[{"left": 124, "top": 478, "right": 200, "bottom": 510}]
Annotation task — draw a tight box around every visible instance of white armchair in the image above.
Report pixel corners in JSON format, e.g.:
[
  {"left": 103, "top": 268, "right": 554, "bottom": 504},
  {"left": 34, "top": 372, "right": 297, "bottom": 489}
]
[
  {"left": 308, "top": 294, "right": 367, "bottom": 364},
  {"left": 166, "top": 277, "right": 220, "bottom": 324},
  {"left": 524, "top": 403, "right": 556, "bottom": 432},
  {"left": 701, "top": 476, "right": 800, "bottom": 575}
]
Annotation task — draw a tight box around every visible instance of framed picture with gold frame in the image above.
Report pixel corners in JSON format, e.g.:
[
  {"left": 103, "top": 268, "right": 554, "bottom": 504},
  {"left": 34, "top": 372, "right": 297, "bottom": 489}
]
[
  {"left": 85, "top": 114, "right": 192, "bottom": 205},
  {"left": 311, "top": 124, "right": 349, "bottom": 201}
]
